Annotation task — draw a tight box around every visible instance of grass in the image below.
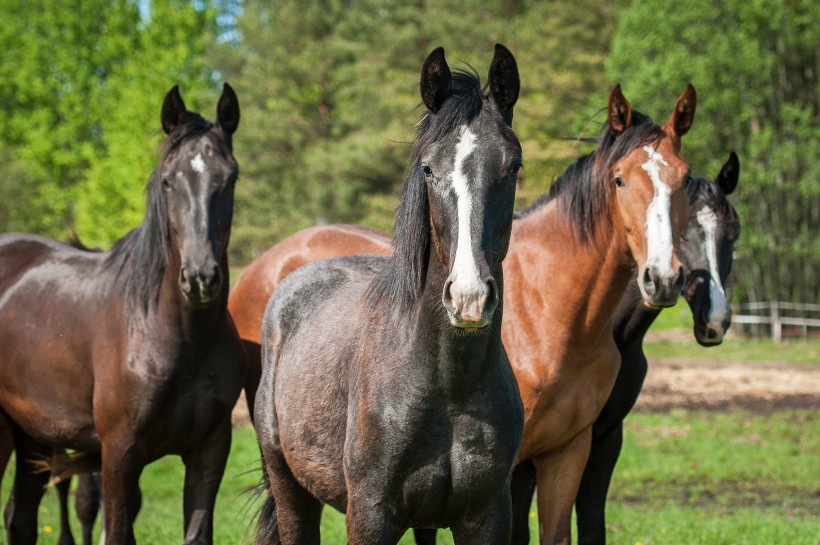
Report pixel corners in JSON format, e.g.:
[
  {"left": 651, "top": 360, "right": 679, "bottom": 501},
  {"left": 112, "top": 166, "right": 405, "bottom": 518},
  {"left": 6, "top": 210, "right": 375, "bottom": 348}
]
[{"left": 2, "top": 408, "right": 817, "bottom": 544}]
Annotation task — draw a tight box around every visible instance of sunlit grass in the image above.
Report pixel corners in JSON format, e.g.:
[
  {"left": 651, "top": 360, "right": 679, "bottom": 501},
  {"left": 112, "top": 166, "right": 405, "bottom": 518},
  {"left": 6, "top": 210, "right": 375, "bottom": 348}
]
[{"left": 2, "top": 408, "right": 816, "bottom": 545}]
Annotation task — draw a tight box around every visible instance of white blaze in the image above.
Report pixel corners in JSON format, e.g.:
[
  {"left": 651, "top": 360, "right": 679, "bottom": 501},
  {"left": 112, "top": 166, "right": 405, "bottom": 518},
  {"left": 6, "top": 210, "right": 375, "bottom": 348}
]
[
  {"left": 191, "top": 153, "right": 206, "bottom": 174},
  {"left": 641, "top": 145, "right": 676, "bottom": 277},
  {"left": 696, "top": 206, "right": 729, "bottom": 332},
  {"left": 449, "top": 127, "right": 486, "bottom": 317}
]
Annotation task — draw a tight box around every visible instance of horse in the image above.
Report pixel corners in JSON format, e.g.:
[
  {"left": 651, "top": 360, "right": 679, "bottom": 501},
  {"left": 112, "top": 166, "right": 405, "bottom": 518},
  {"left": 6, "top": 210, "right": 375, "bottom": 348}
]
[
  {"left": 0, "top": 83, "right": 245, "bottom": 545},
  {"left": 253, "top": 44, "right": 525, "bottom": 544},
  {"left": 507, "top": 152, "right": 742, "bottom": 545},
  {"left": 234, "top": 83, "right": 697, "bottom": 544}
]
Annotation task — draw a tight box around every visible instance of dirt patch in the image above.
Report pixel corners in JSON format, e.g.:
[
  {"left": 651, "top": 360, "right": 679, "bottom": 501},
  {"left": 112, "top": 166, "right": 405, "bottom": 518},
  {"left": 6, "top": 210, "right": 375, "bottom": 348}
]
[
  {"left": 232, "top": 359, "right": 819, "bottom": 425},
  {"left": 636, "top": 359, "right": 820, "bottom": 413}
]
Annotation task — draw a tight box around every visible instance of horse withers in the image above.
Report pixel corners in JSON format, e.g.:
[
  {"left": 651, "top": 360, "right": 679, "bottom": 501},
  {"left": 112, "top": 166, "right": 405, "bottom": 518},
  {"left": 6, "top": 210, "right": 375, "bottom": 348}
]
[
  {"left": 254, "top": 45, "right": 525, "bottom": 545},
  {"left": 0, "top": 84, "right": 245, "bottom": 545}
]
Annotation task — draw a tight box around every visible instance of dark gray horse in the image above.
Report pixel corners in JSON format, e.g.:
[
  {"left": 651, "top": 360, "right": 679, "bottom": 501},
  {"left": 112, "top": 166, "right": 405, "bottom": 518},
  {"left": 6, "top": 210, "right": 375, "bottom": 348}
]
[{"left": 254, "top": 45, "right": 525, "bottom": 545}]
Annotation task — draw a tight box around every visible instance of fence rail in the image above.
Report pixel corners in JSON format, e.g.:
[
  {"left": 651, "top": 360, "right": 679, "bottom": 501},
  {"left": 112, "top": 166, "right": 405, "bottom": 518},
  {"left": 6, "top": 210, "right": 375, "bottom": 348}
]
[{"left": 733, "top": 301, "right": 820, "bottom": 341}]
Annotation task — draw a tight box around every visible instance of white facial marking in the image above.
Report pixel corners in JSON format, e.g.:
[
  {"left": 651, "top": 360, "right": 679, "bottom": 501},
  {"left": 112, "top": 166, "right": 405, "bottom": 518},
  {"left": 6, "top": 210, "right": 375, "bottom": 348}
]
[
  {"left": 696, "top": 206, "right": 728, "bottom": 332},
  {"left": 449, "top": 127, "right": 487, "bottom": 319},
  {"left": 641, "top": 146, "right": 676, "bottom": 277},
  {"left": 191, "top": 152, "right": 206, "bottom": 174}
]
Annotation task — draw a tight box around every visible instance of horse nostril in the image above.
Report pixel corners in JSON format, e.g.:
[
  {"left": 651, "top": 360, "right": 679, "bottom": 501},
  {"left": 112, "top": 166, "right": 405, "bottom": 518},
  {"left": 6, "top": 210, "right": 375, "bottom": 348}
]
[
  {"left": 674, "top": 266, "right": 685, "bottom": 291},
  {"left": 484, "top": 277, "right": 499, "bottom": 312},
  {"left": 705, "top": 328, "right": 718, "bottom": 339},
  {"left": 641, "top": 268, "right": 656, "bottom": 296}
]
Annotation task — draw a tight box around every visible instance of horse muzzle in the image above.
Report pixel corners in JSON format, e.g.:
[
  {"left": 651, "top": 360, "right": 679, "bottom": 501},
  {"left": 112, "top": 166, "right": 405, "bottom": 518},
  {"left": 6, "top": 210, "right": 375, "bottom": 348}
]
[
  {"left": 442, "top": 275, "right": 499, "bottom": 331},
  {"left": 639, "top": 265, "right": 685, "bottom": 309},
  {"left": 179, "top": 263, "right": 223, "bottom": 305}
]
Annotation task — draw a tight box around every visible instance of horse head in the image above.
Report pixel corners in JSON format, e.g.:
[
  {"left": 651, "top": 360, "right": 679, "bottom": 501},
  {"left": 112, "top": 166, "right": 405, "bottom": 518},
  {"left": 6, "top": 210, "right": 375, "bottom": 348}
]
[
  {"left": 417, "top": 45, "right": 522, "bottom": 330},
  {"left": 158, "top": 84, "right": 240, "bottom": 305},
  {"left": 682, "top": 152, "right": 740, "bottom": 345},
  {"left": 606, "top": 84, "right": 696, "bottom": 308}
]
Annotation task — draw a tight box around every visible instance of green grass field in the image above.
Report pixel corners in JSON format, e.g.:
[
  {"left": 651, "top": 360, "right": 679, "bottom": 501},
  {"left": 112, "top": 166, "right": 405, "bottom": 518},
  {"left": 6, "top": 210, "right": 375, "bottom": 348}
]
[{"left": 2, "top": 405, "right": 817, "bottom": 545}]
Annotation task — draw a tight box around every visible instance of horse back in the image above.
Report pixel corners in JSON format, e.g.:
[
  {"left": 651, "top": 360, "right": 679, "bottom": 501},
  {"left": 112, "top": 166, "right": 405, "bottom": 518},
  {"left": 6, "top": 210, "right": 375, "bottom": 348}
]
[{"left": 0, "top": 233, "right": 110, "bottom": 449}]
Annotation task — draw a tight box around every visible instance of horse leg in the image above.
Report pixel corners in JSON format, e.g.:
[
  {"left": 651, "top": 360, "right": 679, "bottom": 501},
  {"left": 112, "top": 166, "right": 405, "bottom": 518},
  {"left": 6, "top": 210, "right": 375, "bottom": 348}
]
[
  {"left": 259, "top": 451, "right": 322, "bottom": 545},
  {"left": 510, "top": 460, "right": 537, "bottom": 545},
  {"left": 56, "top": 478, "right": 76, "bottom": 545},
  {"left": 242, "top": 339, "right": 262, "bottom": 427},
  {"left": 4, "top": 428, "right": 50, "bottom": 545},
  {"left": 413, "top": 528, "right": 437, "bottom": 545},
  {"left": 449, "top": 489, "right": 512, "bottom": 545},
  {"left": 180, "top": 420, "right": 232, "bottom": 545},
  {"left": 576, "top": 348, "right": 647, "bottom": 545},
  {"left": 345, "top": 493, "right": 404, "bottom": 545},
  {"left": 575, "top": 422, "right": 623, "bottom": 545},
  {"left": 76, "top": 473, "right": 101, "bottom": 545},
  {"left": 99, "top": 437, "right": 143, "bottom": 545},
  {"left": 533, "top": 429, "right": 592, "bottom": 545}
]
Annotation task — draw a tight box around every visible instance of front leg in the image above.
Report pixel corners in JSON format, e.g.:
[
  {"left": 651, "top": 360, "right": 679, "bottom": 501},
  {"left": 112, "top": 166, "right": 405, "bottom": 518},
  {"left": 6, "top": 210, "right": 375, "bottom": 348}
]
[
  {"left": 181, "top": 418, "right": 232, "bottom": 545},
  {"left": 450, "top": 489, "right": 512, "bottom": 545},
  {"left": 533, "top": 429, "right": 592, "bottom": 545},
  {"left": 100, "top": 436, "right": 144, "bottom": 545}
]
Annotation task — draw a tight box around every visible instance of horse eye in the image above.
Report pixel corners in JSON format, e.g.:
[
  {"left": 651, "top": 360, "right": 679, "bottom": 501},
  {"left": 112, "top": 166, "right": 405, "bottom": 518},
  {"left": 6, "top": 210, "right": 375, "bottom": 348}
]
[
  {"left": 421, "top": 163, "right": 433, "bottom": 178},
  {"left": 509, "top": 164, "right": 521, "bottom": 178},
  {"left": 162, "top": 177, "right": 171, "bottom": 190},
  {"left": 614, "top": 175, "right": 625, "bottom": 188}
]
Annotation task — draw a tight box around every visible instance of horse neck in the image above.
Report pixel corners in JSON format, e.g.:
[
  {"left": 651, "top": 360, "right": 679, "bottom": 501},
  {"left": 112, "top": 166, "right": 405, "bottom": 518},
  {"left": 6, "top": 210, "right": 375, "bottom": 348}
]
[
  {"left": 510, "top": 198, "right": 636, "bottom": 350},
  {"left": 611, "top": 275, "right": 662, "bottom": 354},
  {"left": 156, "top": 243, "right": 230, "bottom": 337},
  {"left": 412, "top": 254, "right": 505, "bottom": 396}
]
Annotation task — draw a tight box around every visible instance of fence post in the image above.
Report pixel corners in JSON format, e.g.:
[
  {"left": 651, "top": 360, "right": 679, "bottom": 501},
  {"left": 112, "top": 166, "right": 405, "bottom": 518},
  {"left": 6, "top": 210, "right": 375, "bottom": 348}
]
[{"left": 771, "top": 302, "right": 782, "bottom": 341}]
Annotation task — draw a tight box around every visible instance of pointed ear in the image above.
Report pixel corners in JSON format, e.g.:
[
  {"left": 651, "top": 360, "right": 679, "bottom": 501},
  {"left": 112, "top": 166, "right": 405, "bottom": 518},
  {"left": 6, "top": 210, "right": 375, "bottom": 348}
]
[
  {"left": 607, "top": 84, "right": 632, "bottom": 136},
  {"left": 420, "top": 47, "right": 452, "bottom": 114},
  {"left": 717, "top": 151, "right": 739, "bottom": 195},
  {"left": 217, "top": 82, "right": 240, "bottom": 135},
  {"left": 161, "top": 85, "right": 188, "bottom": 134},
  {"left": 665, "top": 83, "right": 697, "bottom": 139},
  {"left": 488, "top": 43, "right": 520, "bottom": 125}
]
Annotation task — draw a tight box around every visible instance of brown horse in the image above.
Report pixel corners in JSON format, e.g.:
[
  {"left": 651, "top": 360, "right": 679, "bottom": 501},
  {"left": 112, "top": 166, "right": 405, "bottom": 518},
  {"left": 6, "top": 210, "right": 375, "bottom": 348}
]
[
  {"left": 0, "top": 84, "right": 245, "bottom": 545},
  {"left": 232, "top": 84, "right": 696, "bottom": 544}
]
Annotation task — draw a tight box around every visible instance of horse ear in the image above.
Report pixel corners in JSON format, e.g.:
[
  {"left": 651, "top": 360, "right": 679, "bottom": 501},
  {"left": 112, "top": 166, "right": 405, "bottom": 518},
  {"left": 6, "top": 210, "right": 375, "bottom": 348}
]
[
  {"left": 717, "top": 151, "right": 739, "bottom": 195},
  {"left": 488, "top": 43, "right": 520, "bottom": 124},
  {"left": 161, "top": 85, "right": 187, "bottom": 135},
  {"left": 420, "top": 47, "right": 452, "bottom": 114},
  {"left": 607, "top": 84, "right": 632, "bottom": 136},
  {"left": 217, "top": 83, "right": 240, "bottom": 135},
  {"left": 665, "top": 83, "right": 697, "bottom": 139}
]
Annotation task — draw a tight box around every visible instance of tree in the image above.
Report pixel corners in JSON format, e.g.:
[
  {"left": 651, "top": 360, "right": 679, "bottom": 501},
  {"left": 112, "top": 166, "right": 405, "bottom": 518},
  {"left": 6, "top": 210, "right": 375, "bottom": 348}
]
[{"left": 606, "top": 0, "right": 819, "bottom": 304}]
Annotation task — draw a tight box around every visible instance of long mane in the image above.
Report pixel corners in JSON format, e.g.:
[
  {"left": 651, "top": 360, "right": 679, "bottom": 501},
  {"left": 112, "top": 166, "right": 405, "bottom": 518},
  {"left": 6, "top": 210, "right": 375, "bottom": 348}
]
[
  {"left": 365, "top": 70, "right": 485, "bottom": 312},
  {"left": 516, "top": 111, "right": 666, "bottom": 243},
  {"left": 104, "top": 113, "right": 214, "bottom": 315}
]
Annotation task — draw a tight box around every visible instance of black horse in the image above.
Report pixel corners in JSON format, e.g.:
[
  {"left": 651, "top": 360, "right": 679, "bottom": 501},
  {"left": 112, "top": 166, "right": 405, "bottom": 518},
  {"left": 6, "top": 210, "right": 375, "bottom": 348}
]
[
  {"left": 0, "top": 84, "right": 245, "bottom": 545},
  {"left": 254, "top": 45, "right": 524, "bottom": 544}
]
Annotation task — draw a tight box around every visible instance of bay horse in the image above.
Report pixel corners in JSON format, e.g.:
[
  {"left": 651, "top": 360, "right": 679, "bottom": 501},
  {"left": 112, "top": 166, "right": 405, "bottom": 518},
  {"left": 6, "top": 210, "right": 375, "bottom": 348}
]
[
  {"left": 233, "top": 83, "right": 697, "bottom": 544},
  {"left": 508, "top": 152, "right": 742, "bottom": 545},
  {"left": 254, "top": 44, "right": 525, "bottom": 544},
  {"left": 0, "top": 84, "right": 245, "bottom": 545}
]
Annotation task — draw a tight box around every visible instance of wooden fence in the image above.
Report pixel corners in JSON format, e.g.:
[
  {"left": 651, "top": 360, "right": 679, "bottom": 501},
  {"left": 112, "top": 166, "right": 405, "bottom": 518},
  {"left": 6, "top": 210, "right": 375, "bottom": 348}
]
[{"left": 732, "top": 302, "right": 820, "bottom": 341}]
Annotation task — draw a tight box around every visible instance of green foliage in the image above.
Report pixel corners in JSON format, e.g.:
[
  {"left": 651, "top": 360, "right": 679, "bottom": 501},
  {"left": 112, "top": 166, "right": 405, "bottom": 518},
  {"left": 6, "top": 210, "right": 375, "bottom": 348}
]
[{"left": 606, "top": 0, "right": 819, "bottom": 305}]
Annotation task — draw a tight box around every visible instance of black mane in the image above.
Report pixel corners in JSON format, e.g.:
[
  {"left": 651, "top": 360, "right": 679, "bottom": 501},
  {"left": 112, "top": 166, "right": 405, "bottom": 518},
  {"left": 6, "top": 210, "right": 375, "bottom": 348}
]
[
  {"left": 516, "top": 111, "right": 666, "bottom": 243},
  {"left": 104, "top": 113, "right": 214, "bottom": 315},
  {"left": 366, "top": 70, "right": 486, "bottom": 312}
]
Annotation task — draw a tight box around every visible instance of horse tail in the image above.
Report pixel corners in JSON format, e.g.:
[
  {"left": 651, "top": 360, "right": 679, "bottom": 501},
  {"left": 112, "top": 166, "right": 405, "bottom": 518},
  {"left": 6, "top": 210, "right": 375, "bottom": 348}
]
[
  {"left": 29, "top": 450, "right": 102, "bottom": 486},
  {"left": 254, "top": 466, "right": 279, "bottom": 545}
]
